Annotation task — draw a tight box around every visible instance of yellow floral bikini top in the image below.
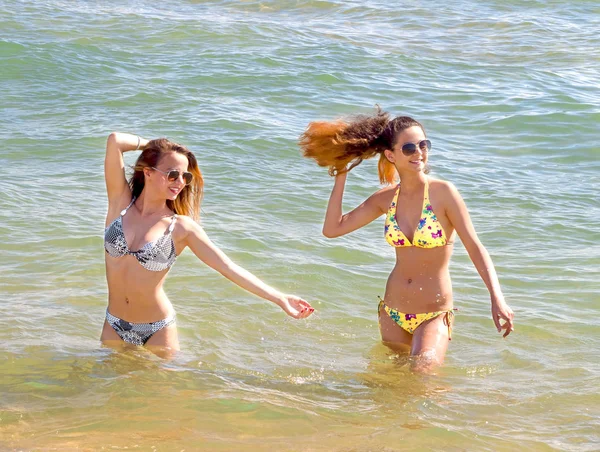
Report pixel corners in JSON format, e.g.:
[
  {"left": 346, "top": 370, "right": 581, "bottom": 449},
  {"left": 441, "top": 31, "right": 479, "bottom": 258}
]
[{"left": 384, "top": 179, "right": 448, "bottom": 248}]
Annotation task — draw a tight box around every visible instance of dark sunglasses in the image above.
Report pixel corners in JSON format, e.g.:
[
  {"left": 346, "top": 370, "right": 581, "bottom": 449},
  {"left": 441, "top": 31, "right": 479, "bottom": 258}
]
[
  {"left": 401, "top": 139, "right": 431, "bottom": 156},
  {"left": 152, "top": 167, "right": 193, "bottom": 185}
]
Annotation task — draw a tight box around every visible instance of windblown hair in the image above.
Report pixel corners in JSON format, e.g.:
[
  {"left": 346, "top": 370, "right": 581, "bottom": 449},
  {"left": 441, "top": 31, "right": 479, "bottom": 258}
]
[
  {"left": 129, "top": 138, "right": 203, "bottom": 220},
  {"left": 299, "top": 107, "right": 426, "bottom": 184}
]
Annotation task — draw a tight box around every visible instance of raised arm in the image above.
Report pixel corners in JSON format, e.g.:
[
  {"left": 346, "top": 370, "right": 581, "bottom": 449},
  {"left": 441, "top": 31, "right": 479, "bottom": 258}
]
[
  {"left": 443, "top": 182, "right": 514, "bottom": 337},
  {"left": 104, "top": 132, "right": 149, "bottom": 205},
  {"left": 322, "top": 172, "right": 388, "bottom": 238},
  {"left": 180, "top": 217, "right": 313, "bottom": 319}
]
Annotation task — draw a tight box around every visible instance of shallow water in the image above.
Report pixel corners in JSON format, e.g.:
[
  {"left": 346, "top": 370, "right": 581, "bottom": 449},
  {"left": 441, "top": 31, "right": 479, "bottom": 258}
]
[{"left": 1, "top": 0, "right": 599, "bottom": 450}]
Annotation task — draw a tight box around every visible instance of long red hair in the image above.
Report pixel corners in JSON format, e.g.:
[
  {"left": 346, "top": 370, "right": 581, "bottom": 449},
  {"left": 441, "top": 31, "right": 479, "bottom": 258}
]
[{"left": 299, "top": 107, "right": 426, "bottom": 184}]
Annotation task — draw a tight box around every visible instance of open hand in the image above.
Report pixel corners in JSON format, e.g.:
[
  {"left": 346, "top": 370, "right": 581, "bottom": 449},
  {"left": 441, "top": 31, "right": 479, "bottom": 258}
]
[
  {"left": 278, "top": 295, "right": 314, "bottom": 319},
  {"left": 491, "top": 296, "right": 514, "bottom": 338}
]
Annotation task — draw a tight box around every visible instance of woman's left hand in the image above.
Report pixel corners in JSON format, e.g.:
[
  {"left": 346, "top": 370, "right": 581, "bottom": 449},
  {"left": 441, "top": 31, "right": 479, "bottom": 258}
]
[
  {"left": 278, "top": 295, "right": 314, "bottom": 319},
  {"left": 491, "top": 295, "right": 514, "bottom": 338}
]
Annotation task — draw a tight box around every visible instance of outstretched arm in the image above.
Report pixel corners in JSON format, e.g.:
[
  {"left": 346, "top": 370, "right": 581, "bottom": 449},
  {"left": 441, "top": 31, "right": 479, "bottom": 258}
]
[
  {"left": 444, "top": 182, "right": 515, "bottom": 337},
  {"left": 104, "top": 132, "right": 149, "bottom": 205},
  {"left": 181, "top": 217, "right": 313, "bottom": 319},
  {"left": 322, "top": 172, "right": 387, "bottom": 238}
]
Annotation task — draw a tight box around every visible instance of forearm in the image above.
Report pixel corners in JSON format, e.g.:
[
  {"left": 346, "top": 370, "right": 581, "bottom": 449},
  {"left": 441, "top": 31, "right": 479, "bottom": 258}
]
[
  {"left": 467, "top": 243, "right": 503, "bottom": 299},
  {"left": 107, "top": 132, "right": 149, "bottom": 153},
  {"left": 218, "top": 261, "right": 284, "bottom": 306},
  {"left": 323, "top": 173, "right": 347, "bottom": 236}
]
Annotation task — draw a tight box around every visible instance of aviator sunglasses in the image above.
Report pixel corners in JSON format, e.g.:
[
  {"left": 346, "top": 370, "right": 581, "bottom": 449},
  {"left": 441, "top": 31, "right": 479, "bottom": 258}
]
[
  {"left": 400, "top": 139, "right": 431, "bottom": 156},
  {"left": 152, "top": 167, "right": 193, "bottom": 185}
]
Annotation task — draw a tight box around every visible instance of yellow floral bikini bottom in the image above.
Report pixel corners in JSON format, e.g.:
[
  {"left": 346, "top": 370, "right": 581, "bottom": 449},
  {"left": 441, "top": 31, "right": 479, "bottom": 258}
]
[{"left": 377, "top": 297, "right": 456, "bottom": 340}]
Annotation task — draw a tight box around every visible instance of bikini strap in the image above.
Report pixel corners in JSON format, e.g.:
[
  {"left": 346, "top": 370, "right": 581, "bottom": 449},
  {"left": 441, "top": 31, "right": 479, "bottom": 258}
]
[
  {"left": 423, "top": 178, "right": 430, "bottom": 202},
  {"left": 377, "top": 296, "right": 385, "bottom": 319},
  {"left": 444, "top": 309, "right": 457, "bottom": 341},
  {"left": 120, "top": 197, "right": 137, "bottom": 216},
  {"left": 390, "top": 183, "right": 401, "bottom": 210},
  {"left": 168, "top": 214, "right": 177, "bottom": 233}
]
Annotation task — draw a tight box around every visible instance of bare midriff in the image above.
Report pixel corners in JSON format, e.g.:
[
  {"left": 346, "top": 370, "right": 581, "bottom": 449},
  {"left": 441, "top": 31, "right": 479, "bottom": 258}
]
[
  {"left": 105, "top": 255, "right": 174, "bottom": 323},
  {"left": 383, "top": 244, "right": 454, "bottom": 313}
]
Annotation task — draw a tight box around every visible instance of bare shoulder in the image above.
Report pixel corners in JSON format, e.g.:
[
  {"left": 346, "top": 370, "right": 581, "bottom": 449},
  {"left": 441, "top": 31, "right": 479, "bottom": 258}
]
[
  {"left": 172, "top": 215, "right": 209, "bottom": 251},
  {"left": 370, "top": 184, "right": 398, "bottom": 211},
  {"left": 174, "top": 214, "right": 203, "bottom": 234},
  {"left": 429, "top": 178, "right": 459, "bottom": 200}
]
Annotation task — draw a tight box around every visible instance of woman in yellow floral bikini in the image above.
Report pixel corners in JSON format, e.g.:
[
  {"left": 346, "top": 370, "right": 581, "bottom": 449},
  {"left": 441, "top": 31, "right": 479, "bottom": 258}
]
[{"left": 300, "top": 108, "right": 514, "bottom": 371}]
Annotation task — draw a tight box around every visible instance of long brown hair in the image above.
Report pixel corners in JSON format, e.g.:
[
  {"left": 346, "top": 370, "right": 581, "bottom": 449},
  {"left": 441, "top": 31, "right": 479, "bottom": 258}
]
[
  {"left": 299, "top": 107, "right": 426, "bottom": 184},
  {"left": 129, "top": 138, "right": 203, "bottom": 220}
]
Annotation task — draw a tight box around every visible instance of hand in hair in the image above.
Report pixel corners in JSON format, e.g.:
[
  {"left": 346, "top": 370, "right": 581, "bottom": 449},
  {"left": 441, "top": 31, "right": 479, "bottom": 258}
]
[{"left": 299, "top": 107, "right": 398, "bottom": 184}]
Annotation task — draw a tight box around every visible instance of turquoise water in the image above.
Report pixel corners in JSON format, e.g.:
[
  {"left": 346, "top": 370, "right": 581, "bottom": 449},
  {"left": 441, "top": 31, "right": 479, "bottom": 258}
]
[{"left": 1, "top": 1, "right": 599, "bottom": 450}]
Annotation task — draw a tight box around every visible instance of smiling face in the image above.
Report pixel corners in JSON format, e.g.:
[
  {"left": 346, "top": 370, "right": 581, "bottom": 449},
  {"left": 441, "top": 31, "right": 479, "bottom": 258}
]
[
  {"left": 384, "top": 125, "right": 428, "bottom": 174},
  {"left": 145, "top": 152, "right": 190, "bottom": 201}
]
